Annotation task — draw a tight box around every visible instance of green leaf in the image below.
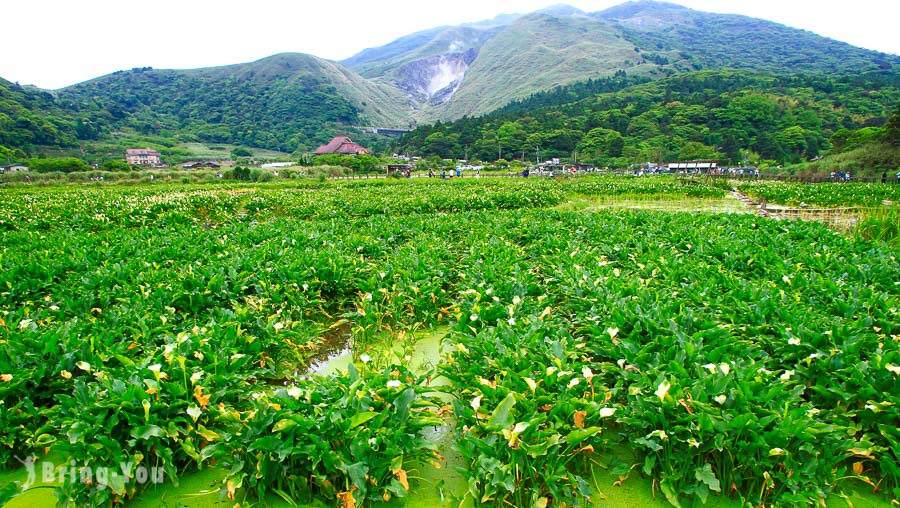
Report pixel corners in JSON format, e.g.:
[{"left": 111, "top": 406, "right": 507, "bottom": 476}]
[
  {"left": 130, "top": 424, "right": 163, "bottom": 441},
  {"left": 196, "top": 424, "right": 220, "bottom": 441},
  {"left": 564, "top": 426, "right": 601, "bottom": 444},
  {"left": 181, "top": 440, "right": 201, "bottom": 462},
  {"left": 386, "top": 478, "right": 409, "bottom": 498},
  {"left": 272, "top": 418, "right": 298, "bottom": 432},
  {"left": 340, "top": 462, "right": 370, "bottom": 492},
  {"left": 394, "top": 388, "right": 415, "bottom": 423},
  {"left": 0, "top": 482, "right": 20, "bottom": 505},
  {"left": 695, "top": 463, "right": 721, "bottom": 492},
  {"left": 660, "top": 478, "right": 683, "bottom": 508},
  {"left": 349, "top": 411, "right": 379, "bottom": 429},
  {"left": 486, "top": 392, "right": 516, "bottom": 430}
]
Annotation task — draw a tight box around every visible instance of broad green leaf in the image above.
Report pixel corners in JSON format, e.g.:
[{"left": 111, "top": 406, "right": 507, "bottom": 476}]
[
  {"left": 131, "top": 424, "right": 163, "bottom": 441},
  {"left": 272, "top": 418, "right": 298, "bottom": 432},
  {"left": 486, "top": 392, "right": 517, "bottom": 430},
  {"left": 196, "top": 425, "right": 220, "bottom": 441},
  {"left": 564, "top": 426, "right": 601, "bottom": 444},
  {"left": 340, "top": 462, "right": 369, "bottom": 491},
  {"left": 394, "top": 387, "right": 415, "bottom": 423},
  {"left": 349, "top": 411, "right": 379, "bottom": 429},
  {"left": 0, "top": 482, "right": 20, "bottom": 506},
  {"left": 695, "top": 463, "right": 721, "bottom": 492},
  {"left": 659, "top": 478, "right": 683, "bottom": 508}
]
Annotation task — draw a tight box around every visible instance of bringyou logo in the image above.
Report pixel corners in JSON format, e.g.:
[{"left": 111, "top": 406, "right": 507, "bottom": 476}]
[{"left": 14, "top": 455, "right": 164, "bottom": 491}]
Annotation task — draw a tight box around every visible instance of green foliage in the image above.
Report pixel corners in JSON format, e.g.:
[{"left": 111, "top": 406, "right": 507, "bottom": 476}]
[
  {"left": 314, "top": 153, "right": 383, "bottom": 173},
  {"left": 0, "top": 177, "right": 899, "bottom": 507},
  {"left": 214, "top": 364, "right": 443, "bottom": 506},
  {"left": 599, "top": 1, "right": 899, "bottom": 76},
  {"left": 737, "top": 181, "right": 900, "bottom": 207},
  {"left": 398, "top": 70, "right": 899, "bottom": 166},
  {"left": 230, "top": 147, "right": 253, "bottom": 158},
  {"left": 99, "top": 159, "right": 131, "bottom": 171},
  {"left": 27, "top": 157, "right": 90, "bottom": 173},
  {"left": 230, "top": 165, "right": 251, "bottom": 181}
]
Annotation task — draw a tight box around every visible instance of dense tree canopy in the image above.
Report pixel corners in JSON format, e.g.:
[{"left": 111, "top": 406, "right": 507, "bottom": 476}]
[{"left": 395, "top": 70, "right": 899, "bottom": 167}]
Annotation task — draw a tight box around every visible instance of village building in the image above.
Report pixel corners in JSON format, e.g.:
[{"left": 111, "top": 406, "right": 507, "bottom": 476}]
[
  {"left": 314, "top": 136, "right": 370, "bottom": 156},
  {"left": 666, "top": 161, "right": 718, "bottom": 173},
  {"left": 0, "top": 165, "right": 28, "bottom": 173},
  {"left": 181, "top": 161, "right": 222, "bottom": 169},
  {"left": 126, "top": 148, "right": 162, "bottom": 165}
]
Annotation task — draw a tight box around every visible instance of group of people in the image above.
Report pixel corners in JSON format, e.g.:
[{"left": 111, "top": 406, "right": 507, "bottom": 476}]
[
  {"left": 829, "top": 170, "right": 851, "bottom": 182},
  {"left": 428, "top": 167, "right": 480, "bottom": 179}
]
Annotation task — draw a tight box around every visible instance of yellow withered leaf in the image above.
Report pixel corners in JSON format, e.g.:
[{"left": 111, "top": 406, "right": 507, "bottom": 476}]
[
  {"left": 394, "top": 469, "right": 409, "bottom": 491},
  {"left": 574, "top": 410, "right": 586, "bottom": 429},
  {"left": 336, "top": 491, "right": 356, "bottom": 508}
]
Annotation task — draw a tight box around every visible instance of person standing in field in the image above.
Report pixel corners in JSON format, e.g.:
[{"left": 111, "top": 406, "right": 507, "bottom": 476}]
[{"left": 883, "top": 171, "right": 888, "bottom": 184}]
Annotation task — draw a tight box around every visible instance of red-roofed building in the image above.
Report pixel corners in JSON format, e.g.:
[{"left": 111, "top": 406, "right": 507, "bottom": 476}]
[{"left": 314, "top": 136, "right": 370, "bottom": 156}]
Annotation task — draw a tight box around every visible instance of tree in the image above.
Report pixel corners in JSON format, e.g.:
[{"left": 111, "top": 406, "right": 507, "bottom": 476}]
[
  {"left": 775, "top": 126, "right": 807, "bottom": 162},
  {"left": 882, "top": 105, "right": 900, "bottom": 147},
  {"left": 28, "top": 157, "right": 90, "bottom": 173},
  {"left": 677, "top": 141, "right": 717, "bottom": 161},
  {"left": 578, "top": 128, "right": 625, "bottom": 160},
  {"left": 422, "top": 132, "right": 460, "bottom": 158},
  {"left": 497, "top": 123, "right": 525, "bottom": 158},
  {"left": 231, "top": 147, "right": 253, "bottom": 158}
]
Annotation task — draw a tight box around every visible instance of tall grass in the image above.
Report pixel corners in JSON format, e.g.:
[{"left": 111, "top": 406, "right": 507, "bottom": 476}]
[{"left": 854, "top": 207, "right": 900, "bottom": 248}]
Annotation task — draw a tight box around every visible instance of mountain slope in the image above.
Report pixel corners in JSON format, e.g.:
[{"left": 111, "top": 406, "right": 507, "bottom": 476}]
[
  {"left": 3, "top": 1, "right": 899, "bottom": 157},
  {"left": 595, "top": 0, "right": 899, "bottom": 75},
  {"left": 396, "top": 69, "right": 899, "bottom": 169},
  {"left": 56, "top": 53, "right": 415, "bottom": 152},
  {"left": 437, "top": 12, "right": 653, "bottom": 119},
  {"left": 340, "top": 1, "right": 898, "bottom": 122}
]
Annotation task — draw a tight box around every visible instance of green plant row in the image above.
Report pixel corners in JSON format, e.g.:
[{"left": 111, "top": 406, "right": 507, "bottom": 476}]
[
  {"left": 737, "top": 181, "right": 900, "bottom": 208},
  {"left": 0, "top": 178, "right": 898, "bottom": 507}
]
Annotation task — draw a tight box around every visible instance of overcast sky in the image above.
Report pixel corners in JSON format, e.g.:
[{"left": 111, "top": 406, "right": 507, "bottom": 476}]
[{"left": 3, "top": 0, "right": 898, "bottom": 90}]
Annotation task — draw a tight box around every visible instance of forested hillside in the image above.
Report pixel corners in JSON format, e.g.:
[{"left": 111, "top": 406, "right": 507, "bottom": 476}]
[
  {"left": 396, "top": 70, "right": 899, "bottom": 169},
  {"left": 54, "top": 54, "right": 414, "bottom": 154},
  {"left": 1, "top": 2, "right": 898, "bottom": 165},
  {"left": 596, "top": 1, "right": 898, "bottom": 75},
  {"left": 0, "top": 78, "right": 81, "bottom": 158}
]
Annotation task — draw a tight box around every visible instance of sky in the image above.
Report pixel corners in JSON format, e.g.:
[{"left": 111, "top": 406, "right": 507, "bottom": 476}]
[{"left": 2, "top": 0, "right": 898, "bottom": 90}]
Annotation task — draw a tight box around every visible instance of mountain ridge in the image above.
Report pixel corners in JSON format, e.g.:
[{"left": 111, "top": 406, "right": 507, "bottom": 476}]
[{"left": 1, "top": 0, "right": 897, "bottom": 157}]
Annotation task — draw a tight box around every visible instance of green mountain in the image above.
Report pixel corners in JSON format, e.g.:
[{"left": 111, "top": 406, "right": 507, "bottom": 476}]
[
  {"left": 396, "top": 69, "right": 899, "bottom": 170},
  {"left": 595, "top": 1, "right": 897, "bottom": 75},
  {"left": 339, "top": 0, "right": 897, "bottom": 122},
  {"left": 52, "top": 53, "right": 414, "bottom": 153},
  {"left": 436, "top": 13, "right": 654, "bottom": 120},
  {"left": 0, "top": 77, "right": 81, "bottom": 153},
  {"left": 1, "top": 1, "right": 897, "bottom": 159}
]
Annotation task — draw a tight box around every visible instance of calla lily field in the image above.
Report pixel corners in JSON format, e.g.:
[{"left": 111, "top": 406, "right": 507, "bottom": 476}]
[{"left": 0, "top": 176, "right": 898, "bottom": 507}]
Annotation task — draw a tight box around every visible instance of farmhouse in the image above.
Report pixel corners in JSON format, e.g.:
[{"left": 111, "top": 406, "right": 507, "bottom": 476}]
[
  {"left": 667, "top": 161, "right": 718, "bottom": 173},
  {"left": 182, "top": 161, "right": 222, "bottom": 169},
  {"left": 126, "top": 148, "right": 162, "bottom": 165},
  {"left": 314, "top": 136, "right": 370, "bottom": 156}
]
